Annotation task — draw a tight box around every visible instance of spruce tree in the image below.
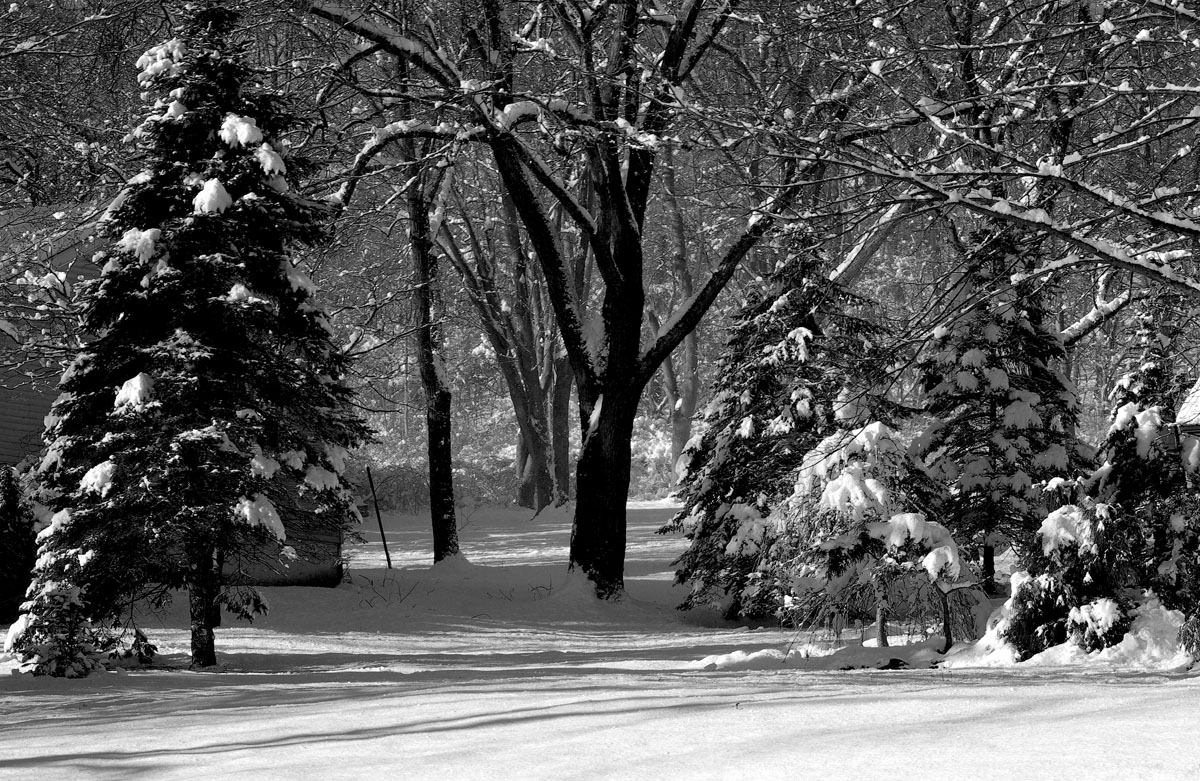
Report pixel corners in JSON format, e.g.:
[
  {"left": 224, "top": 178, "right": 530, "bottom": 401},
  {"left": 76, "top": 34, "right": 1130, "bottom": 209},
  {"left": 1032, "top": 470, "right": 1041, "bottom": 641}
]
[
  {"left": 914, "top": 230, "right": 1082, "bottom": 592},
  {"left": 998, "top": 304, "right": 1200, "bottom": 660},
  {"left": 6, "top": 1, "right": 368, "bottom": 676},
  {"left": 666, "top": 247, "right": 880, "bottom": 618}
]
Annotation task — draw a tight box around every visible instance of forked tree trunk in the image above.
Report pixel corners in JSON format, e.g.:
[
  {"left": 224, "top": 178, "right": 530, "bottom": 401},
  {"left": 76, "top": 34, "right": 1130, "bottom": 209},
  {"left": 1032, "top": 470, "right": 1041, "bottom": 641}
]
[{"left": 550, "top": 355, "right": 574, "bottom": 501}]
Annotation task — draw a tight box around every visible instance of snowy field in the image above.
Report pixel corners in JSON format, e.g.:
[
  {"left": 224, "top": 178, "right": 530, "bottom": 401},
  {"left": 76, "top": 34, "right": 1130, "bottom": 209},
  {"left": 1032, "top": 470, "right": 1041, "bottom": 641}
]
[{"left": 3, "top": 500, "right": 1200, "bottom": 779}]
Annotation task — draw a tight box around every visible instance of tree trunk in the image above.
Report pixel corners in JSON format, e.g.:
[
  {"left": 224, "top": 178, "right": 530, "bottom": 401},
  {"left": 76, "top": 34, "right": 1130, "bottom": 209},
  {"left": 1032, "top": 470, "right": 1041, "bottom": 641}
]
[
  {"left": 424, "top": 378, "right": 459, "bottom": 561},
  {"left": 982, "top": 544, "right": 995, "bottom": 596},
  {"left": 409, "top": 165, "right": 459, "bottom": 562},
  {"left": 873, "top": 578, "right": 890, "bottom": 647},
  {"left": 569, "top": 393, "right": 638, "bottom": 599},
  {"left": 669, "top": 331, "right": 699, "bottom": 470},
  {"left": 939, "top": 589, "right": 953, "bottom": 654},
  {"left": 515, "top": 437, "right": 536, "bottom": 509},
  {"left": 550, "top": 355, "right": 573, "bottom": 501},
  {"left": 188, "top": 563, "right": 218, "bottom": 668}
]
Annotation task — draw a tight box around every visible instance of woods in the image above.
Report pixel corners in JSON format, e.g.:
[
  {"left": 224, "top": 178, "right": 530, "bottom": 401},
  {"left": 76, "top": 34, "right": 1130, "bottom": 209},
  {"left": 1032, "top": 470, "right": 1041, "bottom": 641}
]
[{"left": 5, "top": 0, "right": 1200, "bottom": 677}]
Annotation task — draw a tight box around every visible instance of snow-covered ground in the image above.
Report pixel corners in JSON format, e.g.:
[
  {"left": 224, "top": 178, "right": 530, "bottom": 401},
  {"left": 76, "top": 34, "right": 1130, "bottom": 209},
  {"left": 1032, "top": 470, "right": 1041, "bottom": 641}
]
[{"left": 3, "top": 500, "right": 1200, "bottom": 779}]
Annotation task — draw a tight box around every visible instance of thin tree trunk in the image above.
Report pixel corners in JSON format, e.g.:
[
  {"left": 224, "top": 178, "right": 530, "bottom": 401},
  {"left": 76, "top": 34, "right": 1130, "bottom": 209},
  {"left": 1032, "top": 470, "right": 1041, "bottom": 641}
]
[
  {"left": 940, "top": 589, "right": 953, "bottom": 654},
  {"left": 550, "top": 355, "right": 573, "bottom": 501},
  {"left": 873, "top": 578, "right": 890, "bottom": 647},
  {"left": 408, "top": 165, "right": 459, "bottom": 561}
]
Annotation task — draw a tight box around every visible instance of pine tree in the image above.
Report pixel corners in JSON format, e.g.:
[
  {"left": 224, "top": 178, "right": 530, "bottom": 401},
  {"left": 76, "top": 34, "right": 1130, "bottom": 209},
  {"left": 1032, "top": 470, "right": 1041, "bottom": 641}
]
[
  {"left": 6, "top": 1, "right": 368, "bottom": 676},
  {"left": 998, "top": 304, "right": 1200, "bottom": 660},
  {"left": 914, "top": 230, "right": 1083, "bottom": 593},
  {"left": 783, "top": 421, "right": 963, "bottom": 648},
  {"left": 665, "top": 246, "right": 881, "bottom": 618}
]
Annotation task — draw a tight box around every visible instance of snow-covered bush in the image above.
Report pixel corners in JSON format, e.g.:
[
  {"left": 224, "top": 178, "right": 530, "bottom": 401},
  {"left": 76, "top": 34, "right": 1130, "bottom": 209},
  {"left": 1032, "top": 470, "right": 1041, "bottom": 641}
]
[
  {"left": 995, "top": 571, "right": 1069, "bottom": 660},
  {"left": 665, "top": 249, "right": 881, "bottom": 617},
  {"left": 767, "top": 422, "right": 973, "bottom": 647},
  {"left": 999, "top": 501, "right": 1138, "bottom": 659}
]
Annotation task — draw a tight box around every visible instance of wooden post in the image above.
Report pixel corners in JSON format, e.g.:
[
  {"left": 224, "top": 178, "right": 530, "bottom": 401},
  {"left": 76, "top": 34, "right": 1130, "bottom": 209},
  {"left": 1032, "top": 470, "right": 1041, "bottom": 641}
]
[{"left": 366, "top": 466, "right": 392, "bottom": 569}]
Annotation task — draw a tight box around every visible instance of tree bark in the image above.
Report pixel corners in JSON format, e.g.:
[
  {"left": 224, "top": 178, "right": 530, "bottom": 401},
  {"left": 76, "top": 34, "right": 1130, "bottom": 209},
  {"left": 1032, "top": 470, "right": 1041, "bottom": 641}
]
[
  {"left": 550, "top": 355, "right": 573, "bottom": 501},
  {"left": 406, "top": 158, "right": 459, "bottom": 561},
  {"left": 939, "top": 593, "right": 953, "bottom": 654},
  {"left": 188, "top": 561, "right": 218, "bottom": 668},
  {"left": 411, "top": 194, "right": 459, "bottom": 561},
  {"left": 982, "top": 544, "right": 996, "bottom": 596},
  {"left": 873, "top": 578, "right": 890, "bottom": 647},
  {"left": 569, "top": 391, "right": 638, "bottom": 598}
]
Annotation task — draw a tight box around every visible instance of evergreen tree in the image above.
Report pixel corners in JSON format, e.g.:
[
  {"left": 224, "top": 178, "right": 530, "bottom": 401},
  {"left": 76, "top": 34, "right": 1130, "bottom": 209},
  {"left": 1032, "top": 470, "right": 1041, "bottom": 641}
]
[
  {"left": 665, "top": 247, "right": 881, "bottom": 618},
  {"left": 782, "top": 422, "right": 964, "bottom": 648},
  {"left": 914, "top": 230, "right": 1083, "bottom": 592},
  {"left": 5, "top": 1, "right": 368, "bottom": 676},
  {"left": 997, "top": 304, "right": 1193, "bottom": 659}
]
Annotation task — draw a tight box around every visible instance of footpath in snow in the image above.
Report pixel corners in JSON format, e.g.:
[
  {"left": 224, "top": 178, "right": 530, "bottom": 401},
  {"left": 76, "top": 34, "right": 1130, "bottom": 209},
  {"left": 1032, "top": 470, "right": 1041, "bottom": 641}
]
[{"left": 2, "top": 500, "right": 1200, "bottom": 779}]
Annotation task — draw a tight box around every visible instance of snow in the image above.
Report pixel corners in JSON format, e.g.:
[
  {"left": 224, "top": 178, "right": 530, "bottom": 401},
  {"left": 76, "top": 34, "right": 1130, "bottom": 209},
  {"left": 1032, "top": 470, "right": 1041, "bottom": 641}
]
[
  {"left": 116, "top": 227, "right": 161, "bottom": 262},
  {"left": 235, "top": 495, "right": 285, "bottom": 540},
  {"left": 254, "top": 143, "right": 286, "bottom": 176},
  {"left": 303, "top": 465, "right": 339, "bottom": 491},
  {"left": 113, "top": 372, "right": 154, "bottom": 412},
  {"left": 219, "top": 114, "right": 263, "bottom": 148},
  {"left": 193, "top": 179, "right": 233, "bottom": 214},
  {"left": 282, "top": 262, "right": 316, "bottom": 295},
  {"left": 136, "top": 38, "right": 186, "bottom": 85},
  {"left": 2, "top": 503, "right": 1199, "bottom": 777},
  {"left": 1039, "top": 504, "right": 1095, "bottom": 556},
  {"left": 249, "top": 454, "right": 280, "bottom": 479},
  {"left": 78, "top": 460, "right": 116, "bottom": 497}
]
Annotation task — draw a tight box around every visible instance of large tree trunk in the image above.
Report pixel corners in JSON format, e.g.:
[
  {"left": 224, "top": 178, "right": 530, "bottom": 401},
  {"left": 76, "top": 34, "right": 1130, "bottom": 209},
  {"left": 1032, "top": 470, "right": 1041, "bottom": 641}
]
[{"left": 569, "top": 392, "right": 638, "bottom": 599}]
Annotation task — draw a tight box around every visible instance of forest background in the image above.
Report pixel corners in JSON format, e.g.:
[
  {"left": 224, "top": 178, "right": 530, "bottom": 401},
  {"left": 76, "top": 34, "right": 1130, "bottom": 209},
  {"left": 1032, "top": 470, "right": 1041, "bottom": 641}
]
[{"left": 5, "top": 0, "right": 1200, "bottom": 609}]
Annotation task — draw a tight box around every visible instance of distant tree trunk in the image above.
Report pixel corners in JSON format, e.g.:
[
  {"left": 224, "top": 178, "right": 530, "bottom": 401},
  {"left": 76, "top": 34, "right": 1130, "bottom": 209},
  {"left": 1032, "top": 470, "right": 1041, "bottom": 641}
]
[
  {"left": 550, "top": 355, "right": 573, "bottom": 501},
  {"left": 438, "top": 188, "right": 558, "bottom": 513},
  {"left": 939, "top": 589, "right": 953, "bottom": 653},
  {"left": 873, "top": 578, "right": 890, "bottom": 647},
  {"left": 661, "top": 148, "right": 700, "bottom": 470},
  {"left": 982, "top": 544, "right": 996, "bottom": 596},
  {"left": 515, "top": 437, "right": 534, "bottom": 508}
]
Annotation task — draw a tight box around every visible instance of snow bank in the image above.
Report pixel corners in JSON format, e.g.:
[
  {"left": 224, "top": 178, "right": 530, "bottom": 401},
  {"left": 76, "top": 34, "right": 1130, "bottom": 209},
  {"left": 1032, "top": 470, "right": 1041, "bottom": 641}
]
[{"left": 694, "top": 638, "right": 948, "bottom": 671}]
